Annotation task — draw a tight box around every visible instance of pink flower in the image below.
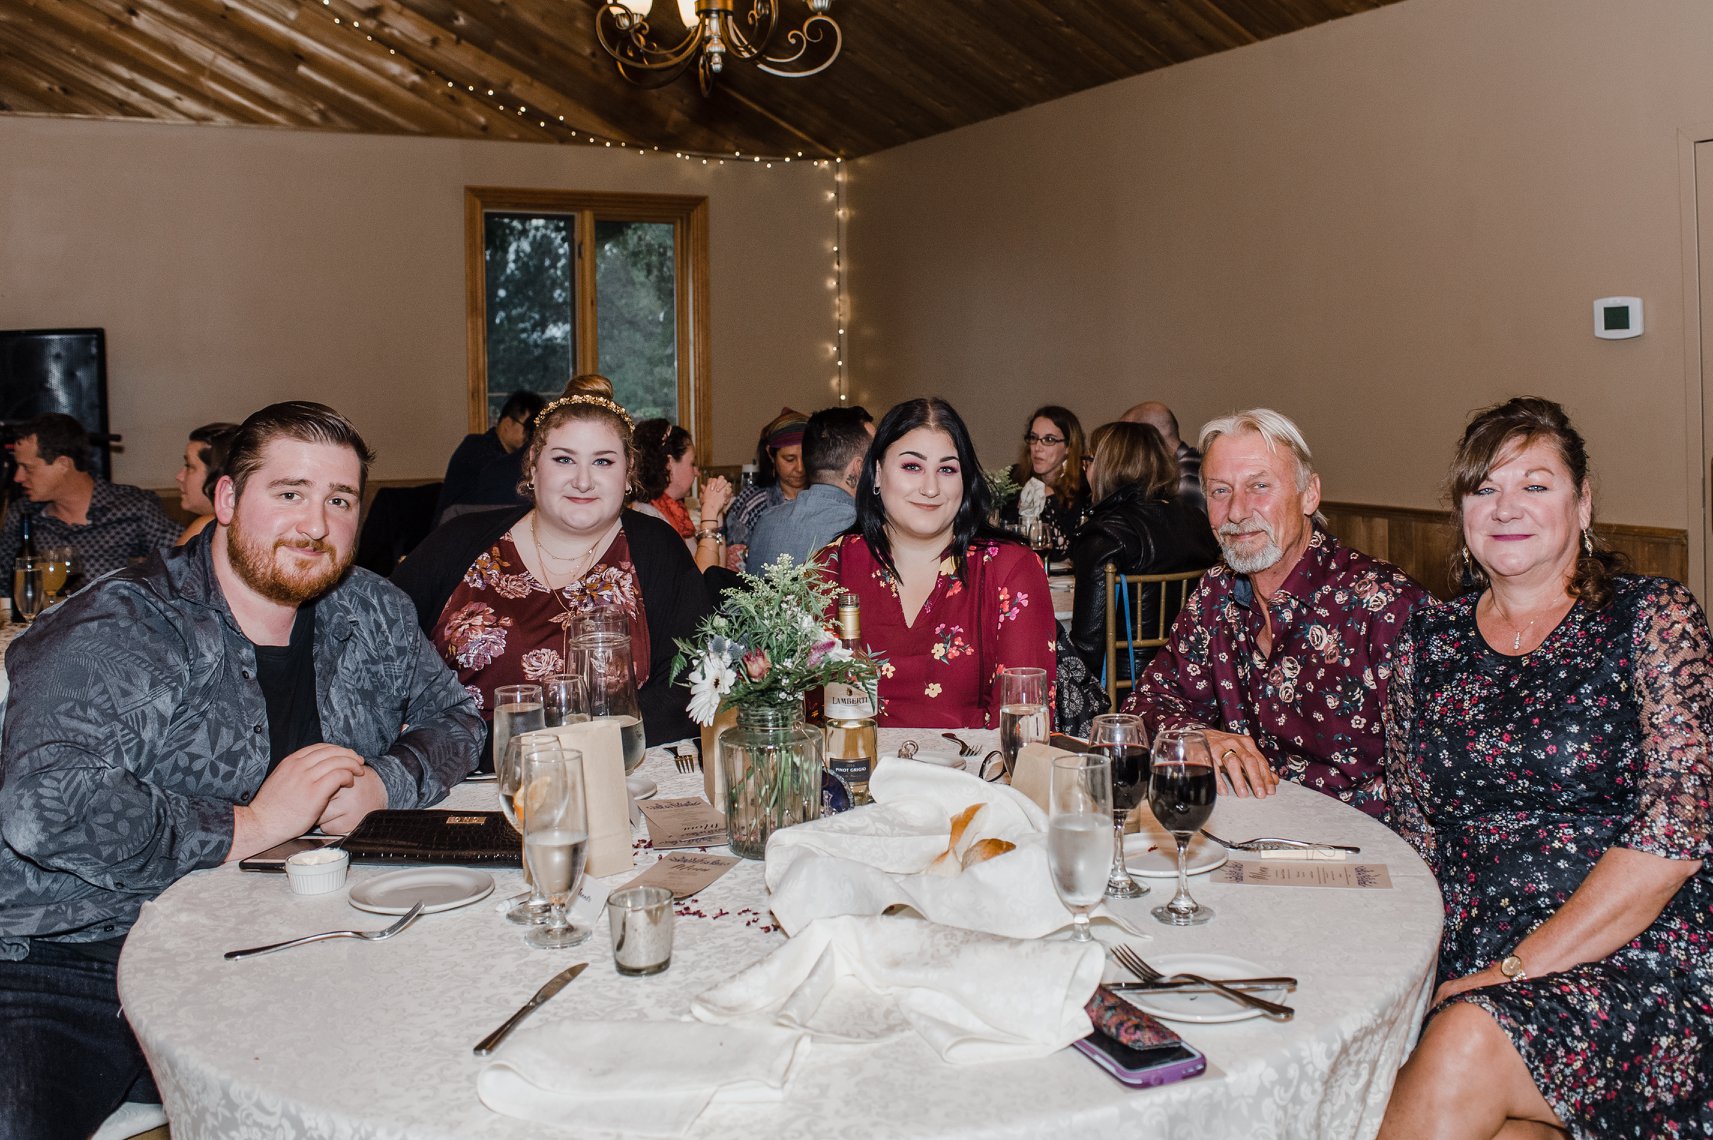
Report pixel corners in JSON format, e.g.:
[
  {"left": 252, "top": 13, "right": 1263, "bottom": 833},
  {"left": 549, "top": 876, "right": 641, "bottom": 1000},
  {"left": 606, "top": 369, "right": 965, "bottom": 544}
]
[{"left": 743, "top": 648, "right": 772, "bottom": 681}]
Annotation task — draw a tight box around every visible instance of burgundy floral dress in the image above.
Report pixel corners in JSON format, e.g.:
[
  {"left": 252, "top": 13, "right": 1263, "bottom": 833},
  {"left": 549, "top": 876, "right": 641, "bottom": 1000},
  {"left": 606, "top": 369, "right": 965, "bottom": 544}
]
[
  {"left": 819, "top": 536, "right": 1056, "bottom": 728},
  {"left": 1384, "top": 576, "right": 1713, "bottom": 1138},
  {"left": 431, "top": 529, "right": 650, "bottom": 716}
]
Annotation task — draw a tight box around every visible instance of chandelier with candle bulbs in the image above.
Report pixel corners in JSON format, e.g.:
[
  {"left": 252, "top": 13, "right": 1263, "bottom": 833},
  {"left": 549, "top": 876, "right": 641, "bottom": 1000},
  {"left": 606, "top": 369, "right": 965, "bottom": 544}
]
[{"left": 595, "top": 0, "right": 841, "bottom": 95}]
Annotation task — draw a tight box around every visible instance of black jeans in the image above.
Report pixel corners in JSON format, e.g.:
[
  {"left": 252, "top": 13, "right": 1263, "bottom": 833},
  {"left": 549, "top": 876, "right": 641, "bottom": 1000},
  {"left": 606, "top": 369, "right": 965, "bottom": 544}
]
[{"left": 0, "top": 938, "right": 157, "bottom": 1140}]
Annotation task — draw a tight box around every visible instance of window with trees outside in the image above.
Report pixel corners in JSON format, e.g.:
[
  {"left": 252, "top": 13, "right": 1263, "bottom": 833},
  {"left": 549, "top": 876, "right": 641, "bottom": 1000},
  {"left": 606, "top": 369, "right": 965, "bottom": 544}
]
[{"left": 463, "top": 187, "right": 710, "bottom": 450}]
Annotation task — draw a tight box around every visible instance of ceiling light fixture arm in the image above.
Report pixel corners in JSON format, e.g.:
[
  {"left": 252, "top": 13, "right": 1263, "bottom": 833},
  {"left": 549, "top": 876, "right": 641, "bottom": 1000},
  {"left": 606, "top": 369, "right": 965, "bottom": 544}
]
[{"left": 595, "top": 0, "right": 841, "bottom": 95}]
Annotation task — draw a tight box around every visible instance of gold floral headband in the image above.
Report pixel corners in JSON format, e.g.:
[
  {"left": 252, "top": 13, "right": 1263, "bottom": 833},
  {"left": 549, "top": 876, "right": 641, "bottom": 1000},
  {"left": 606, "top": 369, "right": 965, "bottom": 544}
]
[{"left": 536, "top": 393, "right": 633, "bottom": 432}]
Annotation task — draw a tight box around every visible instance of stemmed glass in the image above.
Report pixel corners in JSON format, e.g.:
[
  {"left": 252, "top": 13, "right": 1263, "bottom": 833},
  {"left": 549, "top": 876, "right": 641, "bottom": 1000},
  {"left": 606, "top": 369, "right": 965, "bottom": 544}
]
[
  {"left": 581, "top": 630, "right": 646, "bottom": 773},
  {"left": 997, "top": 666, "right": 1049, "bottom": 780},
  {"left": 498, "top": 732, "right": 557, "bottom": 925},
  {"left": 1148, "top": 727, "right": 1218, "bottom": 927},
  {"left": 543, "top": 673, "right": 589, "bottom": 728},
  {"left": 518, "top": 746, "right": 592, "bottom": 950},
  {"left": 12, "top": 558, "right": 43, "bottom": 623},
  {"left": 1047, "top": 753, "right": 1114, "bottom": 942},
  {"left": 1091, "top": 713, "right": 1150, "bottom": 899},
  {"left": 41, "top": 545, "right": 73, "bottom": 603}
]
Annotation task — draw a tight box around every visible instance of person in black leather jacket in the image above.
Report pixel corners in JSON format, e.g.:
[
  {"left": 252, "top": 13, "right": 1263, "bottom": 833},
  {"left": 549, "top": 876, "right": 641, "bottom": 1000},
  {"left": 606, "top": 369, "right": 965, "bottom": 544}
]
[{"left": 1066, "top": 421, "right": 1218, "bottom": 673}]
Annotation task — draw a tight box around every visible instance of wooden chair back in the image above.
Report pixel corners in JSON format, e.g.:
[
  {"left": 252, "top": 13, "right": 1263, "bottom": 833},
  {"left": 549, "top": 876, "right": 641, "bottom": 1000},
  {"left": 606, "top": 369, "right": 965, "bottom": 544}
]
[{"left": 1103, "top": 564, "right": 1208, "bottom": 709}]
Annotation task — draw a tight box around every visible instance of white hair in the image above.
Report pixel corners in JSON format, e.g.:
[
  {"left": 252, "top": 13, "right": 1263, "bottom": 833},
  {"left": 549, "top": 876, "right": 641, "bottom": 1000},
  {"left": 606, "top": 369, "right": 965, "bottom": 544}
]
[{"left": 1199, "top": 408, "right": 1326, "bottom": 525}]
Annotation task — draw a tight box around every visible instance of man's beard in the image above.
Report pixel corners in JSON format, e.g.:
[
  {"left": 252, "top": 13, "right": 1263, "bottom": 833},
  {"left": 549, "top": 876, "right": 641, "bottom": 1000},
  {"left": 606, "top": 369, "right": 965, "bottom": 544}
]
[
  {"left": 226, "top": 515, "right": 350, "bottom": 606},
  {"left": 1217, "top": 517, "right": 1285, "bottom": 575}
]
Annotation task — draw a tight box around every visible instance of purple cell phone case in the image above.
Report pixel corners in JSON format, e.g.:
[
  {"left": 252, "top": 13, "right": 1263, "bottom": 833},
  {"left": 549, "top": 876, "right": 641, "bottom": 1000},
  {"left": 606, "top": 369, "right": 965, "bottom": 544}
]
[{"left": 1073, "top": 1031, "right": 1208, "bottom": 1088}]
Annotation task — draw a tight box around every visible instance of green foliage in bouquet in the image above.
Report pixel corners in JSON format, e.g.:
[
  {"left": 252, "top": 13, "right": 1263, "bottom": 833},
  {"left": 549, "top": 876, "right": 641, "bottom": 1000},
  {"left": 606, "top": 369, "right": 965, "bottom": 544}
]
[{"left": 985, "top": 465, "right": 1021, "bottom": 507}]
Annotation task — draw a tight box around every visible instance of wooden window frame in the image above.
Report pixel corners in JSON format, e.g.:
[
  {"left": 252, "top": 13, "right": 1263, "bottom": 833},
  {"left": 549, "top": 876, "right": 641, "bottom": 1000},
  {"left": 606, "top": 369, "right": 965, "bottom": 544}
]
[{"left": 463, "top": 186, "right": 711, "bottom": 458}]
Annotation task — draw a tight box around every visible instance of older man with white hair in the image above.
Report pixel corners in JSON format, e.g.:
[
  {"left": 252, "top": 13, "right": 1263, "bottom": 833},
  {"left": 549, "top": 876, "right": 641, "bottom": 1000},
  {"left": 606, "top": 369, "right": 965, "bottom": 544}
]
[{"left": 1121, "top": 408, "right": 1426, "bottom": 821}]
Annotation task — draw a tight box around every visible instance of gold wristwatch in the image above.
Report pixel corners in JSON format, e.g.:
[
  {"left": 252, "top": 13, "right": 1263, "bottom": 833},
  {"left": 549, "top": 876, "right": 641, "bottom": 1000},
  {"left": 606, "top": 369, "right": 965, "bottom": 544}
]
[{"left": 1499, "top": 953, "right": 1528, "bottom": 982}]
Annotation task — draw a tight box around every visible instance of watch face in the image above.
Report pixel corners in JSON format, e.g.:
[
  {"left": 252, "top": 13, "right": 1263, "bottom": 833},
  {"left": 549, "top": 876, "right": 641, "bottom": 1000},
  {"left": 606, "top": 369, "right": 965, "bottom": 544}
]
[{"left": 1500, "top": 955, "right": 1524, "bottom": 978}]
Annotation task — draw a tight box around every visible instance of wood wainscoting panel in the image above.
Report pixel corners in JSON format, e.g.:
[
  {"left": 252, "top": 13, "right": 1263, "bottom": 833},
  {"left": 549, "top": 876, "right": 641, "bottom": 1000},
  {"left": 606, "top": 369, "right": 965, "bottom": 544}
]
[{"left": 1320, "top": 502, "right": 1688, "bottom": 601}]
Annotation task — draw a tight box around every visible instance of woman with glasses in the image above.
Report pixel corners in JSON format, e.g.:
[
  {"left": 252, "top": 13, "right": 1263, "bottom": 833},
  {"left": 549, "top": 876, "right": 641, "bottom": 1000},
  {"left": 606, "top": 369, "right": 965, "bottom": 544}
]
[{"left": 999, "top": 405, "right": 1088, "bottom": 556}]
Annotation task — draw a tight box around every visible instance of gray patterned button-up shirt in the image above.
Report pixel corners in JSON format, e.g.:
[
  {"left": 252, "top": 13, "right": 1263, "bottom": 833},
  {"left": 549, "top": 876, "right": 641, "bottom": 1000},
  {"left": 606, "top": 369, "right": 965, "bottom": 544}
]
[
  {"left": 0, "top": 478, "right": 182, "bottom": 581},
  {"left": 0, "top": 531, "right": 482, "bottom": 952}
]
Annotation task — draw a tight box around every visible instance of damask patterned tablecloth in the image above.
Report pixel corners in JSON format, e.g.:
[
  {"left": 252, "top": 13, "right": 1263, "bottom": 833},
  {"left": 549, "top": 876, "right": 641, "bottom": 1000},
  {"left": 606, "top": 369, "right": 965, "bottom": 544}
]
[{"left": 119, "top": 731, "right": 1443, "bottom": 1140}]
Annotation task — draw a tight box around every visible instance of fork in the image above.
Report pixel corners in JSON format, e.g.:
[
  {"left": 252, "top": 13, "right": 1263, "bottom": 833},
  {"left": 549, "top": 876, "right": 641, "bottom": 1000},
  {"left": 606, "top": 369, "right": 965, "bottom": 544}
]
[
  {"left": 673, "top": 748, "right": 699, "bottom": 774},
  {"left": 1199, "top": 828, "right": 1360, "bottom": 855},
  {"left": 224, "top": 901, "right": 426, "bottom": 960},
  {"left": 941, "top": 732, "right": 980, "bottom": 757},
  {"left": 1110, "top": 944, "right": 1294, "bottom": 1019}
]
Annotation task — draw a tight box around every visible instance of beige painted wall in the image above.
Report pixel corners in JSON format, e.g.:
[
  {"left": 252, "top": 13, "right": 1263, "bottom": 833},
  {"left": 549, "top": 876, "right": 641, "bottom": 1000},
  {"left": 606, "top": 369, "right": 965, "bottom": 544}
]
[
  {"left": 0, "top": 116, "right": 839, "bottom": 486},
  {"left": 847, "top": 0, "right": 1713, "bottom": 532}
]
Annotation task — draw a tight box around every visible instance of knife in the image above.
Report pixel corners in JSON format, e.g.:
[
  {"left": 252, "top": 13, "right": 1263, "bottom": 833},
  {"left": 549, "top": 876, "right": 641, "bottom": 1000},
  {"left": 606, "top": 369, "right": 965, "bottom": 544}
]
[{"left": 473, "top": 962, "right": 588, "bottom": 1056}]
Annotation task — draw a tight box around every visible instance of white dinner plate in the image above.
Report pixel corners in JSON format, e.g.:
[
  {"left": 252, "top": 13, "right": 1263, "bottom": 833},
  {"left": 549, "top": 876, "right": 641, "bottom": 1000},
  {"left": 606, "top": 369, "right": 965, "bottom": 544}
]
[
  {"left": 348, "top": 868, "right": 495, "bottom": 915},
  {"left": 1120, "top": 953, "right": 1289, "bottom": 1024},
  {"left": 626, "top": 775, "right": 659, "bottom": 800},
  {"left": 1122, "top": 830, "right": 1228, "bottom": 878}
]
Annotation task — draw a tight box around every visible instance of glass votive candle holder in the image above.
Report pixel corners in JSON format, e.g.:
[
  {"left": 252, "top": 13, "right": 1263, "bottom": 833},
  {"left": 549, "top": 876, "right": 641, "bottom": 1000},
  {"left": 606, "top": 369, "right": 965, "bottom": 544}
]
[{"left": 606, "top": 886, "right": 674, "bottom": 976}]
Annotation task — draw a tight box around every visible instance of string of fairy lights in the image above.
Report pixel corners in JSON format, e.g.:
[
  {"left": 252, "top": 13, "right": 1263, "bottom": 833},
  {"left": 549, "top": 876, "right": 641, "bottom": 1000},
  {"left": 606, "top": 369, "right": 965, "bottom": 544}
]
[{"left": 313, "top": 0, "right": 849, "bottom": 403}]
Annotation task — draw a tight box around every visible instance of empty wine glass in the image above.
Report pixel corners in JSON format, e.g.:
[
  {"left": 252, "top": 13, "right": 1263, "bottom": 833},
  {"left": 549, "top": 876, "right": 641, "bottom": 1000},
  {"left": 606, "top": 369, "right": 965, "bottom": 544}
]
[
  {"left": 580, "top": 630, "right": 646, "bottom": 773},
  {"left": 518, "top": 746, "right": 591, "bottom": 950},
  {"left": 543, "top": 673, "right": 589, "bottom": 728},
  {"left": 499, "top": 732, "right": 558, "bottom": 925},
  {"left": 1047, "top": 752, "right": 1113, "bottom": 942},
  {"left": 1149, "top": 727, "right": 1218, "bottom": 927},
  {"left": 1090, "top": 713, "right": 1150, "bottom": 899},
  {"left": 997, "top": 666, "right": 1049, "bottom": 780}
]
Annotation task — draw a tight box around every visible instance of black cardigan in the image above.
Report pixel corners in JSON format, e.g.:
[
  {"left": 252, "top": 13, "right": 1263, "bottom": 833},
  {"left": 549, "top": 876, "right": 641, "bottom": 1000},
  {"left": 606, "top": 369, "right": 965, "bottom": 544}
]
[
  {"left": 391, "top": 505, "right": 711, "bottom": 747},
  {"left": 1066, "top": 483, "right": 1219, "bottom": 671}
]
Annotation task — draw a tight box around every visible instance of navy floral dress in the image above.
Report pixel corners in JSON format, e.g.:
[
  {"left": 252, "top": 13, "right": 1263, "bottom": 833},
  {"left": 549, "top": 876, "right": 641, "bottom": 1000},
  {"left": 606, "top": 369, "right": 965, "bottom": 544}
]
[{"left": 1385, "top": 576, "right": 1713, "bottom": 1138}]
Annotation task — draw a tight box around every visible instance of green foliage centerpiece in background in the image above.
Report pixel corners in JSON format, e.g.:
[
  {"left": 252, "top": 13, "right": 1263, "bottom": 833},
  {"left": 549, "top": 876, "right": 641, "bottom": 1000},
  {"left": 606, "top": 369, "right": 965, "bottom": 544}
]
[{"left": 674, "top": 557, "right": 881, "bottom": 858}]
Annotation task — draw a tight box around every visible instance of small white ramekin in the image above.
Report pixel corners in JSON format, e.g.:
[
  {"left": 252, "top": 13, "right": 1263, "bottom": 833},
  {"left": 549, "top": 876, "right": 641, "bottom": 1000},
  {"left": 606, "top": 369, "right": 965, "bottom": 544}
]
[{"left": 285, "top": 848, "right": 350, "bottom": 895}]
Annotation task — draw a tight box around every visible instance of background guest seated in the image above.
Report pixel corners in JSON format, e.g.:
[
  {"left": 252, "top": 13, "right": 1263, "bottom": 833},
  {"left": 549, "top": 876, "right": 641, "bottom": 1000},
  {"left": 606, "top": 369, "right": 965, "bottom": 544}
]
[
  {"left": 1123, "top": 399, "right": 1206, "bottom": 513},
  {"left": 174, "top": 420, "right": 239, "bottom": 544},
  {"left": 724, "top": 406, "right": 808, "bottom": 571},
  {"left": 745, "top": 404, "right": 874, "bottom": 572},
  {"left": 433, "top": 389, "right": 546, "bottom": 525},
  {"left": 631, "top": 417, "right": 734, "bottom": 572},
  {"left": 394, "top": 393, "right": 712, "bottom": 752},
  {"left": 819, "top": 397, "right": 1055, "bottom": 728},
  {"left": 1379, "top": 397, "right": 1711, "bottom": 1140},
  {"left": 1067, "top": 420, "right": 1218, "bottom": 673},
  {"left": 998, "top": 404, "right": 1089, "bottom": 555}
]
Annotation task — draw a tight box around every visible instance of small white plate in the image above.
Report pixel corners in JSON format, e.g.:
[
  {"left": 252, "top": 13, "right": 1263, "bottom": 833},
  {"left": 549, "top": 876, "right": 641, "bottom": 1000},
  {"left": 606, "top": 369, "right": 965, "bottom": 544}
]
[
  {"left": 1120, "top": 953, "right": 1289, "bottom": 1024},
  {"left": 1122, "top": 830, "right": 1228, "bottom": 878},
  {"left": 349, "top": 868, "right": 494, "bottom": 915},
  {"left": 626, "top": 775, "right": 659, "bottom": 800}
]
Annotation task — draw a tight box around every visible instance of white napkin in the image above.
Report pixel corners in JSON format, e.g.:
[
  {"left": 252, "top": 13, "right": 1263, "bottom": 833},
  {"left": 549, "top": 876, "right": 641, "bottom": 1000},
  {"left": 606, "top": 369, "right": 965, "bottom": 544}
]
[
  {"left": 764, "top": 760, "right": 1140, "bottom": 939},
  {"left": 691, "top": 914, "right": 1102, "bottom": 1063},
  {"left": 1017, "top": 477, "right": 1048, "bottom": 524},
  {"left": 476, "top": 1020, "right": 810, "bottom": 1137}
]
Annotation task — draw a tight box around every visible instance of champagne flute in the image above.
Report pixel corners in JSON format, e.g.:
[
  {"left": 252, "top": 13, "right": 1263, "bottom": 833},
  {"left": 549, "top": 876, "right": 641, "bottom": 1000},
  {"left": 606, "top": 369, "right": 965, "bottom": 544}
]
[
  {"left": 996, "top": 666, "right": 1049, "bottom": 780},
  {"left": 491, "top": 683, "right": 545, "bottom": 776},
  {"left": 499, "top": 731, "right": 556, "bottom": 925},
  {"left": 520, "top": 747, "right": 591, "bottom": 950},
  {"left": 580, "top": 630, "right": 646, "bottom": 773},
  {"left": 12, "top": 558, "right": 43, "bottom": 623},
  {"left": 1090, "top": 713, "right": 1150, "bottom": 899},
  {"left": 1047, "top": 753, "right": 1113, "bottom": 942},
  {"left": 543, "top": 673, "right": 589, "bottom": 728},
  {"left": 1148, "top": 727, "right": 1219, "bottom": 927}
]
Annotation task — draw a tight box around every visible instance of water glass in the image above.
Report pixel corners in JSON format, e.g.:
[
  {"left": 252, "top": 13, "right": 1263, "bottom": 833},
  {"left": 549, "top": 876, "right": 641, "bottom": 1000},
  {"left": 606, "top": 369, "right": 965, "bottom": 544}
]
[
  {"left": 520, "top": 747, "right": 591, "bottom": 950},
  {"left": 580, "top": 630, "right": 646, "bottom": 773},
  {"left": 1149, "top": 727, "right": 1218, "bottom": 927},
  {"left": 543, "top": 673, "right": 589, "bottom": 728},
  {"left": 12, "top": 558, "right": 43, "bottom": 623},
  {"left": 606, "top": 885, "right": 674, "bottom": 976},
  {"left": 997, "top": 666, "right": 1049, "bottom": 779},
  {"left": 1091, "top": 713, "right": 1150, "bottom": 899},
  {"left": 499, "top": 732, "right": 559, "bottom": 925},
  {"left": 492, "top": 683, "right": 545, "bottom": 775},
  {"left": 1047, "top": 753, "right": 1113, "bottom": 942}
]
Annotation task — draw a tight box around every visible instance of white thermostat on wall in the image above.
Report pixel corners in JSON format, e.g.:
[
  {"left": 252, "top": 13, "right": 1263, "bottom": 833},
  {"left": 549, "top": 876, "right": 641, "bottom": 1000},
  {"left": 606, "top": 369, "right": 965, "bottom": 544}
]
[{"left": 1593, "top": 296, "right": 1643, "bottom": 340}]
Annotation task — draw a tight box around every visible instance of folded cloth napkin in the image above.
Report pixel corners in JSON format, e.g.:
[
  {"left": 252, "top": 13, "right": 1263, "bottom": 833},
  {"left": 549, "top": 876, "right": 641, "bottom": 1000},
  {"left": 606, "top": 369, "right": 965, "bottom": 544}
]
[
  {"left": 766, "top": 760, "right": 1137, "bottom": 939},
  {"left": 477, "top": 1020, "right": 810, "bottom": 1137},
  {"left": 1017, "top": 476, "right": 1048, "bottom": 524},
  {"left": 691, "top": 914, "right": 1103, "bottom": 1063}
]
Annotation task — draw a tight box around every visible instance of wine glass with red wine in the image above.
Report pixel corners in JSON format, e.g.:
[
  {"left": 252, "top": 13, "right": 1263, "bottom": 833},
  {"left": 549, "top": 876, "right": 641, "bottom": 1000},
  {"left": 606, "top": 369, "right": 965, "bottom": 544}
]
[
  {"left": 1148, "top": 727, "right": 1218, "bottom": 926},
  {"left": 1089, "top": 713, "right": 1150, "bottom": 899}
]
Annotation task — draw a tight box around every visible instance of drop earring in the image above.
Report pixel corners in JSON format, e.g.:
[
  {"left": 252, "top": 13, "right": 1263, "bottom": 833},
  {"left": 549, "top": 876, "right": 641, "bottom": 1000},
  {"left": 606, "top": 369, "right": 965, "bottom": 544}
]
[{"left": 1582, "top": 527, "right": 1594, "bottom": 556}]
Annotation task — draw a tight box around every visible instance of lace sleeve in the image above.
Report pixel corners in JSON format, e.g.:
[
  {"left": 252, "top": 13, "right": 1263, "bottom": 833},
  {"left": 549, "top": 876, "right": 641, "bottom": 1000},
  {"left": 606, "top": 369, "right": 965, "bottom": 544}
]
[
  {"left": 1617, "top": 579, "right": 1713, "bottom": 861},
  {"left": 1381, "top": 612, "right": 1437, "bottom": 871}
]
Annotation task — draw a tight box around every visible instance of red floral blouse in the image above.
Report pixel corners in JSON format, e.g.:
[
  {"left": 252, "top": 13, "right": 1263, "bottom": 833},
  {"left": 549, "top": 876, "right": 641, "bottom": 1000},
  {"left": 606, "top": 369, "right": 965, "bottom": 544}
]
[
  {"left": 431, "top": 528, "right": 650, "bottom": 716},
  {"left": 819, "top": 535, "right": 1057, "bottom": 729}
]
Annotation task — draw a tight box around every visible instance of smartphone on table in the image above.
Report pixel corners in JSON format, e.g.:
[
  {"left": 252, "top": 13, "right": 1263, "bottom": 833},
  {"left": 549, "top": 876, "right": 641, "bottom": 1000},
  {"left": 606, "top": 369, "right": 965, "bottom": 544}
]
[
  {"left": 1073, "top": 1027, "right": 1207, "bottom": 1088},
  {"left": 237, "top": 836, "right": 341, "bottom": 873}
]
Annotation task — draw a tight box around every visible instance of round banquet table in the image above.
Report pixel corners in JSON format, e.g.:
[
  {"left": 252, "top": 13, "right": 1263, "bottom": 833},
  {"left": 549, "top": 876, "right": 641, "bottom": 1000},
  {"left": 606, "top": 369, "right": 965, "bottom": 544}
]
[{"left": 119, "top": 731, "right": 1443, "bottom": 1140}]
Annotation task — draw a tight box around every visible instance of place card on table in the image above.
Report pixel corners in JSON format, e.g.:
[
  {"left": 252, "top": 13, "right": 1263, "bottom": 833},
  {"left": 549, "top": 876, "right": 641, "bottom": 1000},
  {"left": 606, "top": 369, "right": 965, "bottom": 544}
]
[
  {"left": 638, "top": 796, "right": 729, "bottom": 849},
  {"left": 1212, "top": 860, "right": 1392, "bottom": 889},
  {"left": 619, "top": 852, "right": 740, "bottom": 899}
]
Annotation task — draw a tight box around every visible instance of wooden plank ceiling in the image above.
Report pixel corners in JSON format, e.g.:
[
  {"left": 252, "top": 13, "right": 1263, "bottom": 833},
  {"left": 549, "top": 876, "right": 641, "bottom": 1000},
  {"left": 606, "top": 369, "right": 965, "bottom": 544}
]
[{"left": 0, "top": 0, "right": 1402, "bottom": 158}]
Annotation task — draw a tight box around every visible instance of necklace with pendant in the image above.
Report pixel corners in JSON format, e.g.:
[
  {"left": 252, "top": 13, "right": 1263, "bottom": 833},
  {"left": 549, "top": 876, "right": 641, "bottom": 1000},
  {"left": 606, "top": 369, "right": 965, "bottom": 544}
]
[{"left": 530, "top": 513, "right": 618, "bottom": 592}]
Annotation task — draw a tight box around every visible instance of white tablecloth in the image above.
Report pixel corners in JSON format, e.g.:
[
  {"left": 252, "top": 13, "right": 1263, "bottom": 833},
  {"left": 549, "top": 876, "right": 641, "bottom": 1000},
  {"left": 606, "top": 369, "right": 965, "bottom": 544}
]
[{"left": 119, "top": 735, "right": 1442, "bottom": 1140}]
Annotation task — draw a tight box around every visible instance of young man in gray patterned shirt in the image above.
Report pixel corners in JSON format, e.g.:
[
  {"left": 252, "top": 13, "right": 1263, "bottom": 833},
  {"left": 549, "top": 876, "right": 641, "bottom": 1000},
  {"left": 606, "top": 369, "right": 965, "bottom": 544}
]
[{"left": 0, "top": 402, "right": 482, "bottom": 1139}]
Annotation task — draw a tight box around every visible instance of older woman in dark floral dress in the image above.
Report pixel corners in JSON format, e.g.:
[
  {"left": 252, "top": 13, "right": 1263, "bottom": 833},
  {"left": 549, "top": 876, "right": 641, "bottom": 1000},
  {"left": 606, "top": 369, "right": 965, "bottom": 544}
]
[{"left": 1379, "top": 397, "right": 1711, "bottom": 1140}]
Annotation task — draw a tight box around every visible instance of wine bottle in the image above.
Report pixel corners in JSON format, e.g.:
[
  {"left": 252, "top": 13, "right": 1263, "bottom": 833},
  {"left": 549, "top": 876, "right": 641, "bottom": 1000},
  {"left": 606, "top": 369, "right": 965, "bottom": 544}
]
[{"left": 823, "top": 593, "right": 877, "bottom": 806}]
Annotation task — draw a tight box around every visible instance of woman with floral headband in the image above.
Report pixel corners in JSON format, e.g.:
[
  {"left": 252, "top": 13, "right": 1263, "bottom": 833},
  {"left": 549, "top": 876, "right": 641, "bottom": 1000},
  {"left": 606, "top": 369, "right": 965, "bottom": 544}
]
[{"left": 394, "top": 394, "right": 711, "bottom": 759}]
